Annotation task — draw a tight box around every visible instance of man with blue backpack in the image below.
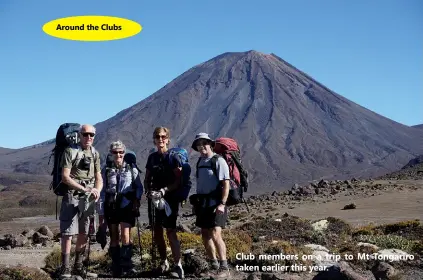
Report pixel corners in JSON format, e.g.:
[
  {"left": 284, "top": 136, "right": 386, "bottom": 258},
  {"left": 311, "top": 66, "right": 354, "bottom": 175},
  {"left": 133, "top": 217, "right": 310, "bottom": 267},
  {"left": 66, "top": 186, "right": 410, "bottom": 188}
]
[
  {"left": 49, "top": 123, "right": 102, "bottom": 279},
  {"left": 144, "top": 126, "right": 192, "bottom": 279}
]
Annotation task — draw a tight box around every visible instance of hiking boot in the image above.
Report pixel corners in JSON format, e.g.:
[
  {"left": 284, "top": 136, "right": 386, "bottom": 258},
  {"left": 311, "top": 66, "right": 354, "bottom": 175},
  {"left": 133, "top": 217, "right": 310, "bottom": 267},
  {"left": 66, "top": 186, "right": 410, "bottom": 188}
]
[
  {"left": 169, "top": 264, "right": 184, "bottom": 279},
  {"left": 57, "top": 265, "right": 72, "bottom": 279},
  {"left": 89, "top": 235, "right": 96, "bottom": 244},
  {"left": 72, "top": 262, "right": 98, "bottom": 278},
  {"left": 199, "top": 261, "right": 219, "bottom": 278},
  {"left": 199, "top": 268, "right": 218, "bottom": 278},
  {"left": 155, "top": 259, "right": 170, "bottom": 274},
  {"left": 109, "top": 245, "right": 121, "bottom": 277},
  {"left": 214, "top": 267, "right": 230, "bottom": 279},
  {"left": 122, "top": 267, "right": 138, "bottom": 277},
  {"left": 120, "top": 244, "right": 136, "bottom": 277}
]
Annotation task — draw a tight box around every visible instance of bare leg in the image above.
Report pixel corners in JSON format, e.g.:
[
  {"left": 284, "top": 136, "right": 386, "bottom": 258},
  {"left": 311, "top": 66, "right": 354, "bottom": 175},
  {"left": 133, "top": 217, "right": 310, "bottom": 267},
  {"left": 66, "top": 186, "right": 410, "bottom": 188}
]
[
  {"left": 120, "top": 223, "right": 131, "bottom": 245},
  {"left": 166, "top": 228, "right": 181, "bottom": 265},
  {"left": 210, "top": 227, "right": 226, "bottom": 261},
  {"left": 210, "top": 226, "right": 230, "bottom": 277},
  {"left": 201, "top": 228, "right": 216, "bottom": 260},
  {"left": 61, "top": 234, "right": 73, "bottom": 255},
  {"left": 74, "top": 233, "right": 88, "bottom": 270},
  {"left": 75, "top": 233, "right": 88, "bottom": 252},
  {"left": 154, "top": 226, "right": 167, "bottom": 261},
  {"left": 109, "top": 224, "right": 120, "bottom": 247},
  {"left": 60, "top": 234, "right": 72, "bottom": 271}
]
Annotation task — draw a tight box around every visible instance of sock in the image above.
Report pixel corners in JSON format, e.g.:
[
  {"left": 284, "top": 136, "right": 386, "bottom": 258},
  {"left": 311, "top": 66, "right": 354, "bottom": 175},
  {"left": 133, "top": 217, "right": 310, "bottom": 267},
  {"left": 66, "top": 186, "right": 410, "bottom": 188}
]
[
  {"left": 209, "top": 259, "right": 219, "bottom": 269},
  {"left": 219, "top": 259, "right": 228, "bottom": 269},
  {"left": 61, "top": 253, "right": 70, "bottom": 268},
  {"left": 74, "top": 249, "right": 85, "bottom": 265}
]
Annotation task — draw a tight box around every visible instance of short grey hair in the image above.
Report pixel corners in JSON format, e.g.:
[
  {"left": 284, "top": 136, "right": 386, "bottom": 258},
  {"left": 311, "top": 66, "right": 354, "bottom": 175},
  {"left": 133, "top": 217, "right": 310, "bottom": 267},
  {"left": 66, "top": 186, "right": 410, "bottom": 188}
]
[
  {"left": 109, "top": 140, "right": 126, "bottom": 152},
  {"left": 79, "top": 124, "right": 96, "bottom": 134}
]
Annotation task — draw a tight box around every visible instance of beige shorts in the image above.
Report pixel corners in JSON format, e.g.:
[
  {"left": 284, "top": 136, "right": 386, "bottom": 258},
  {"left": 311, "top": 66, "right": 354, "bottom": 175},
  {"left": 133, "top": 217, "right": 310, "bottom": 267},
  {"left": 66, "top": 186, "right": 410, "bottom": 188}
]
[{"left": 59, "top": 191, "right": 93, "bottom": 235}]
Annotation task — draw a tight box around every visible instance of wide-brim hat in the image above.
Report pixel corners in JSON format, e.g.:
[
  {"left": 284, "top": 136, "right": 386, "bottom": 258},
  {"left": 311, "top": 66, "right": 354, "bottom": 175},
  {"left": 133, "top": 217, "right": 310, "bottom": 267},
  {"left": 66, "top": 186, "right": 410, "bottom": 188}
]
[{"left": 191, "top": 132, "right": 215, "bottom": 151}]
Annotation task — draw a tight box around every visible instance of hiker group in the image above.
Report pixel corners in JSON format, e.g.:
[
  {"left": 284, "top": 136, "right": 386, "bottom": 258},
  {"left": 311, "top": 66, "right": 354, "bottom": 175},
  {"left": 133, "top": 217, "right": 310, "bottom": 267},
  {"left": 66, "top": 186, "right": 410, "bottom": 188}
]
[{"left": 50, "top": 124, "right": 249, "bottom": 279}]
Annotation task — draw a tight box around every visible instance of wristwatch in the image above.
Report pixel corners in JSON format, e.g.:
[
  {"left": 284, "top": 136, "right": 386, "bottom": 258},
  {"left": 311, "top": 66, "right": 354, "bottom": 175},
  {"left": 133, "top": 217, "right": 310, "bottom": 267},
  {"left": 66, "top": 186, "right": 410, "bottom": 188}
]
[{"left": 219, "top": 200, "right": 226, "bottom": 206}]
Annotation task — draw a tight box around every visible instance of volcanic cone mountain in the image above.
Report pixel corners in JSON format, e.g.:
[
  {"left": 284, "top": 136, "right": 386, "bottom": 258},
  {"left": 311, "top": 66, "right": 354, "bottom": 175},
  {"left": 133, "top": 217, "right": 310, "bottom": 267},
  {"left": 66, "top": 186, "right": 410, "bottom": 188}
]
[{"left": 1, "top": 50, "right": 422, "bottom": 193}]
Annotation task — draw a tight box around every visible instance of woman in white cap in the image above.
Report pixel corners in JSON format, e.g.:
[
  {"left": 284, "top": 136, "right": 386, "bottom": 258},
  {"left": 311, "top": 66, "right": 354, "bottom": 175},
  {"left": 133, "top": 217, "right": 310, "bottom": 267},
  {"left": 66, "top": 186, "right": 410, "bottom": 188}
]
[{"left": 191, "top": 132, "right": 231, "bottom": 279}]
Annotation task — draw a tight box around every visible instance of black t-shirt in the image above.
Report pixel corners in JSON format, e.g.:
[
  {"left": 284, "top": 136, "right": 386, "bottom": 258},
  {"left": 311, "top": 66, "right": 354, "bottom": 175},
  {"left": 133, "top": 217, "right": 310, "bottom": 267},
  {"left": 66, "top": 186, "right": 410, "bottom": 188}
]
[{"left": 145, "top": 151, "right": 182, "bottom": 192}]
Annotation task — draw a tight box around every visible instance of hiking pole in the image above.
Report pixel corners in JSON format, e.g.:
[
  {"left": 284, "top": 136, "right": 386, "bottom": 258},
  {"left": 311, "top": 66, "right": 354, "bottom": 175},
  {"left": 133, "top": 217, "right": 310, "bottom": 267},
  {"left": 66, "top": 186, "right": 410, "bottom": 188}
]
[
  {"left": 85, "top": 191, "right": 96, "bottom": 279},
  {"left": 136, "top": 215, "right": 142, "bottom": 255},
  {"left": 243, "top": 197, "right": 250, "bottom": 212},
  {"left": 86, "top": 213, "right": 95, "bottom": 279},
  {"left": 150, "top": 198, "right": 156, "bottom": 271}
]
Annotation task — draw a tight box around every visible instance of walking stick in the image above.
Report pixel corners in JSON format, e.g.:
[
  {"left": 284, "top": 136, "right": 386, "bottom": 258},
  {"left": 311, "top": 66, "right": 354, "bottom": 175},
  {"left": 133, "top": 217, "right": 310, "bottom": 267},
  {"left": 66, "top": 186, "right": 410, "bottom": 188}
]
[
  {"left": 86, "top": 213, "right": 95, "bottom": 279},
  {"left": 150, "top": 198, "right": 156, "bottom": 270},
  {"left": 136, "top": 213, "right": 142, "bottom": 255}
]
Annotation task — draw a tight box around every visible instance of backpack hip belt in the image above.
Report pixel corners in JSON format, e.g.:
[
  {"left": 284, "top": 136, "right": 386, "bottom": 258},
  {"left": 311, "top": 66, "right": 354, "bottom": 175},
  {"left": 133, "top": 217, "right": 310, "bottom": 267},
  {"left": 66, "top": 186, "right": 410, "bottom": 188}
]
[{"left": 190, "top": 190, "right": 219, "bottom": 208}]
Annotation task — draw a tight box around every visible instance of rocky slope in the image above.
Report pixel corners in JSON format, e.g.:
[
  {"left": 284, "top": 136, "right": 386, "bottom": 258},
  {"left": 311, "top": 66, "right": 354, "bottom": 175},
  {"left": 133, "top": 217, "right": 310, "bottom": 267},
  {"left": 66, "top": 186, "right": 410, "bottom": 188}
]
[
  {"left": 1, "top": 50, "right": 422, "bottom": 193},
  {"left": 1, "top": 177, "right": 422, "bottom": 280},
  {"left": 1, "top": 159, "right": 422, "bottom": 279},
  {"left": 377, "top": 155, "right": 423, "bottom": 180}
]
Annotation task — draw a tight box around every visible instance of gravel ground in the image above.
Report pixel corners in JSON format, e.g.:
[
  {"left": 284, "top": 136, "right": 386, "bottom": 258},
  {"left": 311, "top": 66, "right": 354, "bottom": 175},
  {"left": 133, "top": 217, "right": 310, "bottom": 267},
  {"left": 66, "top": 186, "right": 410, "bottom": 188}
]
[
  {"left": 0, "top": 179, "right": 421, "bottom": 276},
  {"left": 0, "top": 247, "right": 53, "bottom": 268}
]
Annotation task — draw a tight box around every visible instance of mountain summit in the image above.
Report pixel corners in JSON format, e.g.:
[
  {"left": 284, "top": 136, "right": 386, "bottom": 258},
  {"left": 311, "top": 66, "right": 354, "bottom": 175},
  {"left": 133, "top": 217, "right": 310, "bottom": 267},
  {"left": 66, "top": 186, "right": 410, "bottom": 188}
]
[{"left": 2, "top": 50, "right": 422, "bottom": 193}]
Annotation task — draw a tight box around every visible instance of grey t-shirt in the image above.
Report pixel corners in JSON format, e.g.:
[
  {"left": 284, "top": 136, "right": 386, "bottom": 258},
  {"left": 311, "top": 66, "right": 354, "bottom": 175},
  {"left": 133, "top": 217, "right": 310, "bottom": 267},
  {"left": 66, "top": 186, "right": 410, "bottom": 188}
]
[{"left": 196, "top": 153, "right": 230, "bottom": 206}]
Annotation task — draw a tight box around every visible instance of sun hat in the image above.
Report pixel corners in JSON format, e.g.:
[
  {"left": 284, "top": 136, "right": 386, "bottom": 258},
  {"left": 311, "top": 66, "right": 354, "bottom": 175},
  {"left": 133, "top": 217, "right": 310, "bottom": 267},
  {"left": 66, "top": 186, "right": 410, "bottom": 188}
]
[{"left": 191, "top": 132, "right": 215, "bottom": 151}]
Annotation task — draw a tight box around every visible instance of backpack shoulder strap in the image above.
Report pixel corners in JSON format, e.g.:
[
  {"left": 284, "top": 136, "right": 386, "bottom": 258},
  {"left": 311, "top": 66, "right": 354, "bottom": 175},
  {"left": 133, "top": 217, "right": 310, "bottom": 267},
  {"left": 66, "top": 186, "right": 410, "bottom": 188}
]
[
  {"left": 103, "top": 166, "right": 108, "bottom": 188},
  {"left": 195, "top": 157, "right": 201, "bottom": 178},
  {"left": 91, "top": 146, "right": 97, "bottom": 160},
  {"left": 129, "top": 164, "right": 136, "bottom": 191},
  {"left": 210, "top": 155, "right": 220, "bottom": 180},
  {"left": 70, "top": 145, "right": 82, "bottom": 166},
  {"left": 195, "top": 155, "right": 220, "bottom": 180},
  {"left": 229, "top": 151, "right": 242, "bottom": 170}
]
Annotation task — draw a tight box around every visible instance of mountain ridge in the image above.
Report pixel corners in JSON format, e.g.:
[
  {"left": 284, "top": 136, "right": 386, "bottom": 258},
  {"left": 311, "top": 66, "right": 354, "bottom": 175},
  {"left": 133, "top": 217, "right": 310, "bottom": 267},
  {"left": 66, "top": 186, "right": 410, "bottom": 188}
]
[{"left": 1, "top": 50, "right": 422, "bottom": 193}]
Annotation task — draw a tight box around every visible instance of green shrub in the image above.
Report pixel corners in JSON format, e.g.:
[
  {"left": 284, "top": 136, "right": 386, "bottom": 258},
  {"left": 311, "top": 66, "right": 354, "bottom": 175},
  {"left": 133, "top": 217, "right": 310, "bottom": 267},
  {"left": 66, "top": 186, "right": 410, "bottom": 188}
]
[
  {"left": 0, "top": 265, "right": 52, "bottom": 280},
  {"left": 356, "top": 234, "right": 414, "bottom": 252}
]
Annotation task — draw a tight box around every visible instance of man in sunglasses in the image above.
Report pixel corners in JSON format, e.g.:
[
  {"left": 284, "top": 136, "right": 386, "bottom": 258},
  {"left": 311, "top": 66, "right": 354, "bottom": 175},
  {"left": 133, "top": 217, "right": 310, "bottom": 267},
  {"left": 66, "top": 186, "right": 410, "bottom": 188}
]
[{"left": 57, "top": 124, "right": 103, "bottom": 279}]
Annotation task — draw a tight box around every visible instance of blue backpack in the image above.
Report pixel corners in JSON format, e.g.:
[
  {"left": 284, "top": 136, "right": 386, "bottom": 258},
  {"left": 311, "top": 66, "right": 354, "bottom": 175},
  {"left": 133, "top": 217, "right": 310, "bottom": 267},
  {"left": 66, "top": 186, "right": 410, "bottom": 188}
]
[{"left": 167, "top": 147, "right": 192, "bottom": 203}]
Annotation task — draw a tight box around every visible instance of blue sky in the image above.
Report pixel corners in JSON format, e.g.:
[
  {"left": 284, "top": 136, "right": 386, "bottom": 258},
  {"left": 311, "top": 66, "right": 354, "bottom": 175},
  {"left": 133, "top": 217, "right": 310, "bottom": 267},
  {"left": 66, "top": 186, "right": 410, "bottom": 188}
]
[{"left": 0, "top": 0, "right": 422, "bottom": 149}]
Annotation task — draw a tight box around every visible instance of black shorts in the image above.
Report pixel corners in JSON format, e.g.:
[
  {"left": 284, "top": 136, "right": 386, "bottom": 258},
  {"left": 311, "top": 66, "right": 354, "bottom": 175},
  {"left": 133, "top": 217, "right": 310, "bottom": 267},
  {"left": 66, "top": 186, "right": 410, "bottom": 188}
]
[
  {"left": 147, "top": 197, "right": 179, "bottom": 229},
  {"left": 195, "top": 205, "right": 228, "bottom": 229},
  {"left": 104, "top": 204, "right": 137, "bottom": 228}
]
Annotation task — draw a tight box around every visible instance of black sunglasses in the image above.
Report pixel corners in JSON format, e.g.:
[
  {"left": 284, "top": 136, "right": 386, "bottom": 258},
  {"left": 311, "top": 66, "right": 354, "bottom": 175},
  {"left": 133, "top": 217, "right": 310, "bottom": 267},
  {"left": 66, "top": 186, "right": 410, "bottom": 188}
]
[
  {"left": 112, "top": 150, "right": 124, "bottom": 155},
  {"left": 82, "top": 132, "right": 95, "bottom": 138},
  {"left": 155, "top": 135, "right": 168, "bottom": 139}
]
